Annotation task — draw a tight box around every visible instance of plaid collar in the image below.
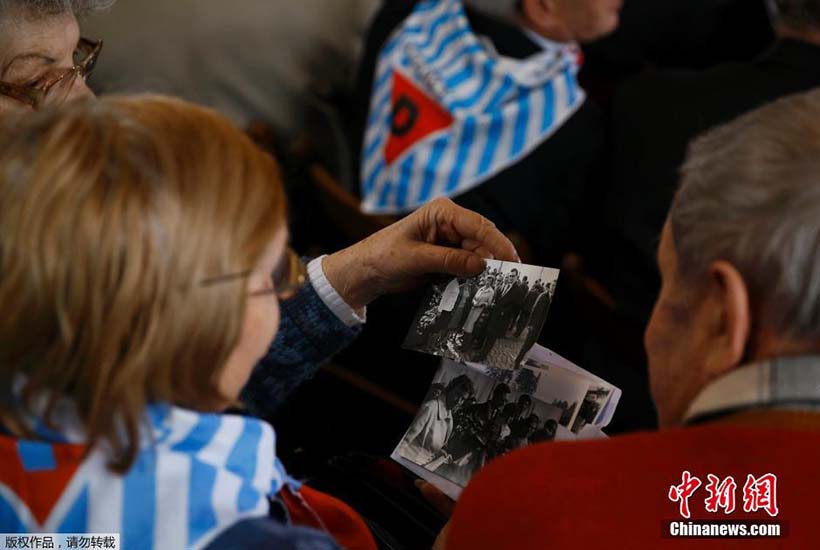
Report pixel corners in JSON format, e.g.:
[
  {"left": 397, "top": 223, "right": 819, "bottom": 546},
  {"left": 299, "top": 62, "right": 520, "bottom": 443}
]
[{"left": 684, "top": 355, "right": 820, "bottom": 424}]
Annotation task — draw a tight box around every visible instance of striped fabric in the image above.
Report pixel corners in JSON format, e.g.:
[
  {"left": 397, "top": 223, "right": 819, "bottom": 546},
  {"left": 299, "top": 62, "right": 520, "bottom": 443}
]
[
  {"left": 0, "top": 403, "right": 291, "bottom": 549},
  {"left": 361, "top": 0, "right": 585, "bottom": 214},
  {"left": 684, "top": 356, "right": 820, "bottom": 424}
]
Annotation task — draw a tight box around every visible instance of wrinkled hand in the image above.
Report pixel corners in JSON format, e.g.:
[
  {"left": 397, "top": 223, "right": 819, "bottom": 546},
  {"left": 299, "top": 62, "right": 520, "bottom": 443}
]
[
  {"left": 415, "top": 480, "right": 456, "bottom": 549},
  {"left": 323, "top": 198, "right": 519, "bottom": 310},
  {"left": 433, "top": 522, "right": 451, "bottom": 550}
]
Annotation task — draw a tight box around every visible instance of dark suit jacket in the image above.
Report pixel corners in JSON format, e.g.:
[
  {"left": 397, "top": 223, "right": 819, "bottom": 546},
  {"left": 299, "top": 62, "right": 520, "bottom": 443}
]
[
  {"left": 520, "top": 288, "right": 540, "bottom": 313},
  {"left": 597, "top": 39, "right": 820, "bottom": 325},
  {"left": 353, "top": 0, "right": 604, "bottom": 265},
  {"left": 513, "top": 282, "right": 529, "bottom": 308},
  {"left": 496, "top": 282, "right": 527, "bottom": 315},
  {"left": 524, "top": 291, "right": 551, "bottom": 340},
  {"left": 530, "top": 291, "right": 551, "bottom": 324}
]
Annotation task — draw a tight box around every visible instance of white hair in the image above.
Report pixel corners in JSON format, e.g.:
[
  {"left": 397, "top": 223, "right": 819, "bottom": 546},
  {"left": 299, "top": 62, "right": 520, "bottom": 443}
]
[
  {"left": 0, "top": 0, "right": 113, "bottom": 19},
  {"left": 670, "top": 88, "right": 820, "bottom": 339}
]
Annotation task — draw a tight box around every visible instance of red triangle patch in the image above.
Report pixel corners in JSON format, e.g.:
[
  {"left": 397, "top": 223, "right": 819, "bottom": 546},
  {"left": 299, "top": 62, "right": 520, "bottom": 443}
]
[
  {"left": 384, "top": 71, "right": 454, "bottom": 166},
  {"left": 0, "top": 436, "right": 87, "bottom": 525}
]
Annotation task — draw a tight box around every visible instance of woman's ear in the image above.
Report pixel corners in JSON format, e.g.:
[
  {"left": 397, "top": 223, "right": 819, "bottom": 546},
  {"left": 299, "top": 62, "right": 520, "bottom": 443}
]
[{"left": 702, "top": 260, "right": 751, "bottom": 379}]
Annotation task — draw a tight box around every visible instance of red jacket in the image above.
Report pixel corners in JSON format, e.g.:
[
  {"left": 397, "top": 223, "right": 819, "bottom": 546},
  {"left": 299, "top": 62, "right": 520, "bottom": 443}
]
[{"left": 448, "top": 420, "right": 820, "bottom": 549}]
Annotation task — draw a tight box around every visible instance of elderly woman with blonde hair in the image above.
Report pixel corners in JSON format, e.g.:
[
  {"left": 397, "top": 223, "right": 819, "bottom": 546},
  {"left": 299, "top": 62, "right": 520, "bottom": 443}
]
[{"left": 0, "top": 95, "right": 517, "bottom": 548}]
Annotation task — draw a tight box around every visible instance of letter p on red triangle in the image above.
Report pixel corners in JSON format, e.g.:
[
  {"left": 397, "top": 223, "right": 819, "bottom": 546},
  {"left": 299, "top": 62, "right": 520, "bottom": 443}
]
[{"left": 384, "top": 70, "right": 454, "bottom": 166}]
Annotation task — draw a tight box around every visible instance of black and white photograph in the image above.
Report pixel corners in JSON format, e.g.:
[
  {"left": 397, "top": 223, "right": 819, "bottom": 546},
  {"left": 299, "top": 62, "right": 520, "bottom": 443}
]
[
  {"left": 403, "top": 260, "right": 560, "bottom": 370},
  {"left": 523, "top": 344, "right": 623, "bottom": 430},
  {"left": 395, "top": 360, "right": 574, "bottom": 489}
]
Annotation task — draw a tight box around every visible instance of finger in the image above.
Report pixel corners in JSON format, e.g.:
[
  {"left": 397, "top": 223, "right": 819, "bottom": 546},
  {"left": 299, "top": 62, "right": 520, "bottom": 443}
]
[
  {"left": 415, "top": 480, "right": 456, "bottom": 517},
  {"left": 461, "top": 238, "right": 482, "bottom": 253},
  {"left": 433, "top": 522, "right": 451, "bottom": 550},
  {"left": 460, "top": 239, "right": 495, "bottom": 260},
  {"left": 428, "top": 199, "right": 519, "bottom": 262},
  {"left": 415, "top": 244, "right": 487, "bottom": 278},
  {"left": 471, "top": 246, "right": 495, "bottom": 261}
]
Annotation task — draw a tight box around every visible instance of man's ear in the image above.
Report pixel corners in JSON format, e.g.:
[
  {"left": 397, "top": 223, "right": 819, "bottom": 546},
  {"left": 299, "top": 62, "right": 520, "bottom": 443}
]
[
  {"left": 702, "top": 260, "right": 751, "bottom": 378},
  {"left": 520, "top": 0, "right": 569, "bottom": 41}
]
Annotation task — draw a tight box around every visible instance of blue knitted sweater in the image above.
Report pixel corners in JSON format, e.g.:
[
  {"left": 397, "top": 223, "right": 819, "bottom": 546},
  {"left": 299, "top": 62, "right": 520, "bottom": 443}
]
[{"left": 241, "top": 276, "right": 362, "bottom": 420}]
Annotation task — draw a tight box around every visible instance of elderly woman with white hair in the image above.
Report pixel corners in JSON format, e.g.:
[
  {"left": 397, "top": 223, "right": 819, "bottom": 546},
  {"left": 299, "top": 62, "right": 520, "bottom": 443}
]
[
  {"left": 0, "top": 0, "right": 109, "bottom": 112},
  {"left": 439, "top": 88, "right": 820, "bottom": 549}
]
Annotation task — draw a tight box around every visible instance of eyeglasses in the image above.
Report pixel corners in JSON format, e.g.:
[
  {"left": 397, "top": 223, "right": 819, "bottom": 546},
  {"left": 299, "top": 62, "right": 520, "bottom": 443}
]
[
  {"left": 0, "top": 37, "right": 103, "bottom": 110},
  {"left": 199, "top": 248, "right": 307, "bottom": 301}
]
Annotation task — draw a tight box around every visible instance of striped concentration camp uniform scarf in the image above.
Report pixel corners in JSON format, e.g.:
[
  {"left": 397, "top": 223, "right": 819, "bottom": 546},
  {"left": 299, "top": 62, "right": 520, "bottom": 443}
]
[
  {"left": 0, "top": 403, "right": 292, "bottom": 549},
  {"left": 361, "top": 0, "right": 585, "bottom": 214}
]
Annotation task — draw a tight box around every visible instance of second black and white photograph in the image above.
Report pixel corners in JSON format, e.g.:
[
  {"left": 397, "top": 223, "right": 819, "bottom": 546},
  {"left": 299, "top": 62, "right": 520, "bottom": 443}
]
[
  {"left": 395, "top": 361, "right": 572, "bottom": 489},
  {"left": 403, "top": 260, "right": 560, "bottom": 370}
]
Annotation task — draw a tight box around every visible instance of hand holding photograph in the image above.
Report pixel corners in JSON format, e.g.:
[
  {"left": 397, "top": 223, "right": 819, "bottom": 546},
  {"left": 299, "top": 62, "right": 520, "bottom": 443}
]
[{"left": 403, "top": 260, "right": 559, "bottom": 370}]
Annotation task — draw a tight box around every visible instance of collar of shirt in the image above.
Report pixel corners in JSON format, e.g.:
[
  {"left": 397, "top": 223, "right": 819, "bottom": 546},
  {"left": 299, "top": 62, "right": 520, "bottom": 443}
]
[
  {"left": 522, "top": 28, "right": 572, "bottom": 53},
  {"left": 521, "top": 28, "right": 583, "bottom": 71},
  {"left": 683, "top": 355, "right": 820, "bottom": 424}
]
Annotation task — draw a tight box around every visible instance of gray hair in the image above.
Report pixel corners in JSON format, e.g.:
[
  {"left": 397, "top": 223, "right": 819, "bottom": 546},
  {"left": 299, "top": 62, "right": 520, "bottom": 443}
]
[
  {"left": 0, "top": 0, "right": 113, "bottom": 19},
  {"left": 670, "top": 88, "right": 820, "bottom": 339},
  {"left": 769, "top": 0, "right": 820, "bottom": 29}
]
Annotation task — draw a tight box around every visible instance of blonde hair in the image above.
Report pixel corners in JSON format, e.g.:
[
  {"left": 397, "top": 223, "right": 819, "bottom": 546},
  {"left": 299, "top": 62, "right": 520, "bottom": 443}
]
[{"left": 0, "top": 95, "right": 286, "bottom": 472}]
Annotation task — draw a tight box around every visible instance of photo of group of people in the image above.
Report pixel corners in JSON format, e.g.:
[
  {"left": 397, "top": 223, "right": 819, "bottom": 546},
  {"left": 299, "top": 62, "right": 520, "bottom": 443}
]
[
  {"left": 404, "top": 260, "right": 559, "bottom": 370},
  {"left": 396, "top": 360, "right": 579, "bottom": 489}
]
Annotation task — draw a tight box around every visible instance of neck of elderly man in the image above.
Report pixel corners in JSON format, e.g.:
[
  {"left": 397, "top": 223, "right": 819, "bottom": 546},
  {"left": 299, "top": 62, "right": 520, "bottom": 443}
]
[
  {"left": 777, "top": 24, "right": 820, "bottom": 46},
  {"left": 466, "top": 0, "right": 621, "bottom": 44},
  {"left": 647, "top": 222, "right": 820, "bottom": 430},
  {"left": 769, "top": 0, "right": 820, "bottom": 46}
]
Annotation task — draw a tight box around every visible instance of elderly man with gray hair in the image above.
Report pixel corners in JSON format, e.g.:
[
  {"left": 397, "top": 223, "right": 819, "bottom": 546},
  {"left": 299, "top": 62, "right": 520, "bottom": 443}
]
[{"left": 440, "top": 89, "right": 820, "bottom": 548}]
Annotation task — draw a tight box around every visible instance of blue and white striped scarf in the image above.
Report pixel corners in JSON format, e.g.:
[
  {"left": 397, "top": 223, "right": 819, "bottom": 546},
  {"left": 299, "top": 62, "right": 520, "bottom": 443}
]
[
  {"left": 361, "top": 0, "right": 585, "bottom": 214},
  {"left": 0, "top": 401, "right": 292, "bottom": 549}
]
